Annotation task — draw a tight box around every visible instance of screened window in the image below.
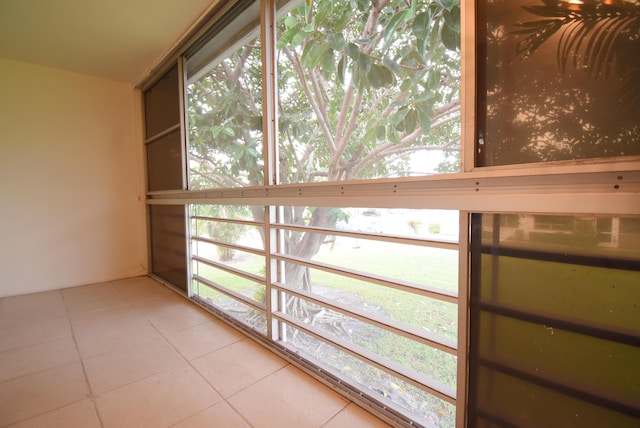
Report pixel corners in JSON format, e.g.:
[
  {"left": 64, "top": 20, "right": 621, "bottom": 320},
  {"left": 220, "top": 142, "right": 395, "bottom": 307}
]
[
  {"left": 141, "top": 1, "right": 640, "bottom": 427},
  {"left": 149, "top": 205, "right": 188, "bottom": 292},
  {"left": 144, "top": 65, "right": 184, "bottom": 192},
  {"left": 477, "top": 0, "right": 640, "bottom": 166},
  {"left": 469, "top": 213, "right": 640, "bottom": 426}
]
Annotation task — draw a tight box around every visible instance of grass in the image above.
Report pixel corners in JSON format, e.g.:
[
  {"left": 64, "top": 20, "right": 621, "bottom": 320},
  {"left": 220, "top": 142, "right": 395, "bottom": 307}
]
[
  {"left": 192, "top": 236, "right": 460, "bottom": 426},
  {"left": 191, "top": 227, "right": 639, "bottom": 427}
]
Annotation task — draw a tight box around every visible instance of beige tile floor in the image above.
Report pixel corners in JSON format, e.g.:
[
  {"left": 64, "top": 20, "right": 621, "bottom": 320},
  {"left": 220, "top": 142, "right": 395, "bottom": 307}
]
[{"left": 0, "top": 276, "right": 391, "bottom": 428}]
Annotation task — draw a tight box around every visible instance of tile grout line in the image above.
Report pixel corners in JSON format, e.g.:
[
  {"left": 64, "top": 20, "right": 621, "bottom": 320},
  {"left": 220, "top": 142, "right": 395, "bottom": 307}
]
[
  {"left": 146, "top": 294, "right": 295, "bottom": 428},
  {"left": 147, "top": 306, "right": 260, "bottom": 427},
  {"left": 61, "top": 285, "right": 107, "bottom": 428}
]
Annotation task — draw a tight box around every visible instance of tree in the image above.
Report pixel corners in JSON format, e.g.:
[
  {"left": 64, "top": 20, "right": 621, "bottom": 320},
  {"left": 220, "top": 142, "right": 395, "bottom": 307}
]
[{"left": 187, "top": 0, "right": 461, "bottom": 312}]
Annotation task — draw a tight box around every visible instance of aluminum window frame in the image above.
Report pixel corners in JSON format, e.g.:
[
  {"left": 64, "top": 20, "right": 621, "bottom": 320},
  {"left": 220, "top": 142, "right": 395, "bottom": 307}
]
[{"left": 142, "top": 0, "right": 640, "bottom": 426}]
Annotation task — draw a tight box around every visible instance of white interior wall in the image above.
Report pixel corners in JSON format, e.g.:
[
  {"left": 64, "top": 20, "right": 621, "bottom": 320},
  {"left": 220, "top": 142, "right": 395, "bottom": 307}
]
[{"left": 0, "top": 58, "right": 147, "bottom": 297}]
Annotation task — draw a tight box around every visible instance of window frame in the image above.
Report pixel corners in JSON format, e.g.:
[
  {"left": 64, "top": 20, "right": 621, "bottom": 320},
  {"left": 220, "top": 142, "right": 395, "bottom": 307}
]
[{"left": 140, "top": 1, "right": 640, "bottom": 427}]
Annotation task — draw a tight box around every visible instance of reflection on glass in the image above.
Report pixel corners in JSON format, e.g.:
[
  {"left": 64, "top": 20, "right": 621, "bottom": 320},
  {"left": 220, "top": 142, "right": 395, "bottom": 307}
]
[
  {"left": 478, "top": 0, "right": 640, "bottom": 166},
  {"left": 277, "top": 0, "right": 461, "bottom": 182},
  {"left": 469, "top": 213, "right": 640, "bottom": 426}
]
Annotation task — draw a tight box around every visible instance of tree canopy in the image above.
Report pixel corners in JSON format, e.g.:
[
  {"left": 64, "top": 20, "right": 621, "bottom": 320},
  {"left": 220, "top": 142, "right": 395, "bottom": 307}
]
[{"left": 187, "top": 0, "right": 461, "bottom": 190}]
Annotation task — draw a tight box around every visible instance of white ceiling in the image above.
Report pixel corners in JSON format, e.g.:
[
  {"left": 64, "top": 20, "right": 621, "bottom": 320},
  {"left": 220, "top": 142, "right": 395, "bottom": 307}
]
[{"left": 0, "top": 0, "right": 219, "bottom": 85}]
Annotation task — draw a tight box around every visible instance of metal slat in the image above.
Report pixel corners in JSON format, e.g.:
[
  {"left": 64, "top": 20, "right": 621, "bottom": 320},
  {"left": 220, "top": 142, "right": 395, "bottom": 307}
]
[
  {"left": 192, "top": 215, "right": 264, "bottom": 228},
  {"left": 272, "top": 252, "right": 458, "bottom": 304},
  {"left": 192, "top": 235, "right": 265, "bottom": 257},
  {"left": 273, "top": 223, "right": 459, "bottom": 250},
  {"left": 192, "top": 274, "right": 265, "bottom": 312},
  {"left": 274, "top": 311, "right": 457, "bottom": 405},
  {"left": 192, "top": 255, "right": 264, "bottom": 284},
  {"left": 272, "top": 281, "right": 457, "bottom": 355}
]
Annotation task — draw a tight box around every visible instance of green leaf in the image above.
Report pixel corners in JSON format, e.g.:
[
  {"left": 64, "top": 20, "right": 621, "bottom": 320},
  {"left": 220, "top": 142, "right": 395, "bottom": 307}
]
[
  {"left": 416, "top": 35, "right": 428, "bottom": 56},
  {"left": 357, "top": 52, "right": 371, "bottom": 74},
  {"left": 427, "top": 70, "right": 441, "bottom": 90},
  {"left": 369, "top": 64, "right": 384, "bottom": 89},
  {"left": 441, "top": 22, "right": 460, "bottom": 51},
  {"left": 283, "top": 16, "right": 298, "bottom": 30},
  {"left": 352, "top": 61, "right": 369, "bottom": 91},
  {"left": 363, "top": 127, "right": 378, "bottom": 143},
  {"left": 407, "top": 0, "right": 418, "bottom": 20},
  {"left": 380, "top": 64, "right": 395, "bottom": 86},
  {"left": 326, "top": 33, "right": 345, "bottom": 51},
  {"left": 278, "top": 28, "right": 300, "bottom": 49},
  {"left": 412, "top": 12, "right": 430, "bottom": 40},
  {"left": 436, "top": 0, "right": 457, "bottom": 12},
  {"left": 417, "top": 110, "right": 432, "bottom": 134},
  {"left": 444, "top": 5, "right": 460, "bottom": 33},
  {"left": 321, "top": 48, "right": 334, "bottom": 77},
  {"left": 345, "top": 42, "right": 360, "bottom": 60},
  {"left": 337, "top": 56, "right": 346, "bottom": 85},
  {"left": 404, "top": 109, "right": 417, "bottom": 134},
  {"left": 291, "top": 29, "right": 309, "bottom": 48},
  {"left": 393, "top": 107, "right": 409, "bottom": 129},
  {"left": 302, "top": 40, "right": 327, "bottom": 68},
  {"left": 386, "top": 126, "right": 401, "bottom": 144},
  {"left": 383, "top": 57, "right": 399, "bottom": 75},
  {"left": 369, "top": 64, "right": 395, "bottom": 89},
  {"left": 384, "top": 10, "right": 408, "bottom": 45}
]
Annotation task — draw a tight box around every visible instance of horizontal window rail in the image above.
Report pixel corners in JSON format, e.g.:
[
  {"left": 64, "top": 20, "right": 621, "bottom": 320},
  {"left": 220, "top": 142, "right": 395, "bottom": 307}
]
[
  {"left": 274, "top": 223, "right": 458, "bottom": 249},
  {"left": 192, "top": 236, "right": 265, "bottom": 257},
  {"left": 477, "top": 301, "right": 640, "bottom": 347},
  {"left": 272, "top": 281, "right": 457, "bottom": 355},
  {"left": 189, "top": 294, "right": 423, "bottom": 428},
  {"left": 274, "top": 310, "right": 457, "bottom": 405},
  {"left": 479, "top": 245, "right": 640, "bottom": 271},
  {"left": 273, "top": 252, "right": 458, "bottom": 304},
  {"left": 144, "top": 123, "right": 181, "bottom": 145},
  {"left": 192, "top": 215, "right": 265, "bottom": 228},
  {"left": 478, "top": 356, "right": 640, "bottom": 419},
  {"left": 192, "top": 274, "right": 265, "bottom": 312},
  {"left": 192, "top": 255, "right": 265, "bottom": 285}
]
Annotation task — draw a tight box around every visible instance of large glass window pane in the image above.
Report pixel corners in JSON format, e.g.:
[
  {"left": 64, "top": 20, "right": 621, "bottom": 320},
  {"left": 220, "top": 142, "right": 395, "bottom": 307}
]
[
  {"left": 478, "top": 1, "right": 640, "bottom": 166},
  {"left": 186, "top": 1, "right": 263, "bottom": 190},
  {"left": 469, "top": 213, "right": 640, "bottom": 427},
  {"left": 276, "top": 0, "right": 461, "bottom": 183},
  {"left": 273, "top": 205, "right": 459, "bottom": 426}
]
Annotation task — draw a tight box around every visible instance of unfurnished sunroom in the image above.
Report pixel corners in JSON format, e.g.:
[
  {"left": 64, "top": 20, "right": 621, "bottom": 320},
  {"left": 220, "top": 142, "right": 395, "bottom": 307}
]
[{"left": 1, "top": 0, "right": 639, "bottom": 427}]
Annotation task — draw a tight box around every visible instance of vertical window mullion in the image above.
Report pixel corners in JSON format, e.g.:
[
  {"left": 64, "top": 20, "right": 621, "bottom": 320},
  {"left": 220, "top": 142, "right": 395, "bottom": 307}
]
[
  {"left": 456, "top": 211, "right": 471, "bottom": 428},
  {"left": 261, "top": 0, "right": 279, "bottom": 340}
]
